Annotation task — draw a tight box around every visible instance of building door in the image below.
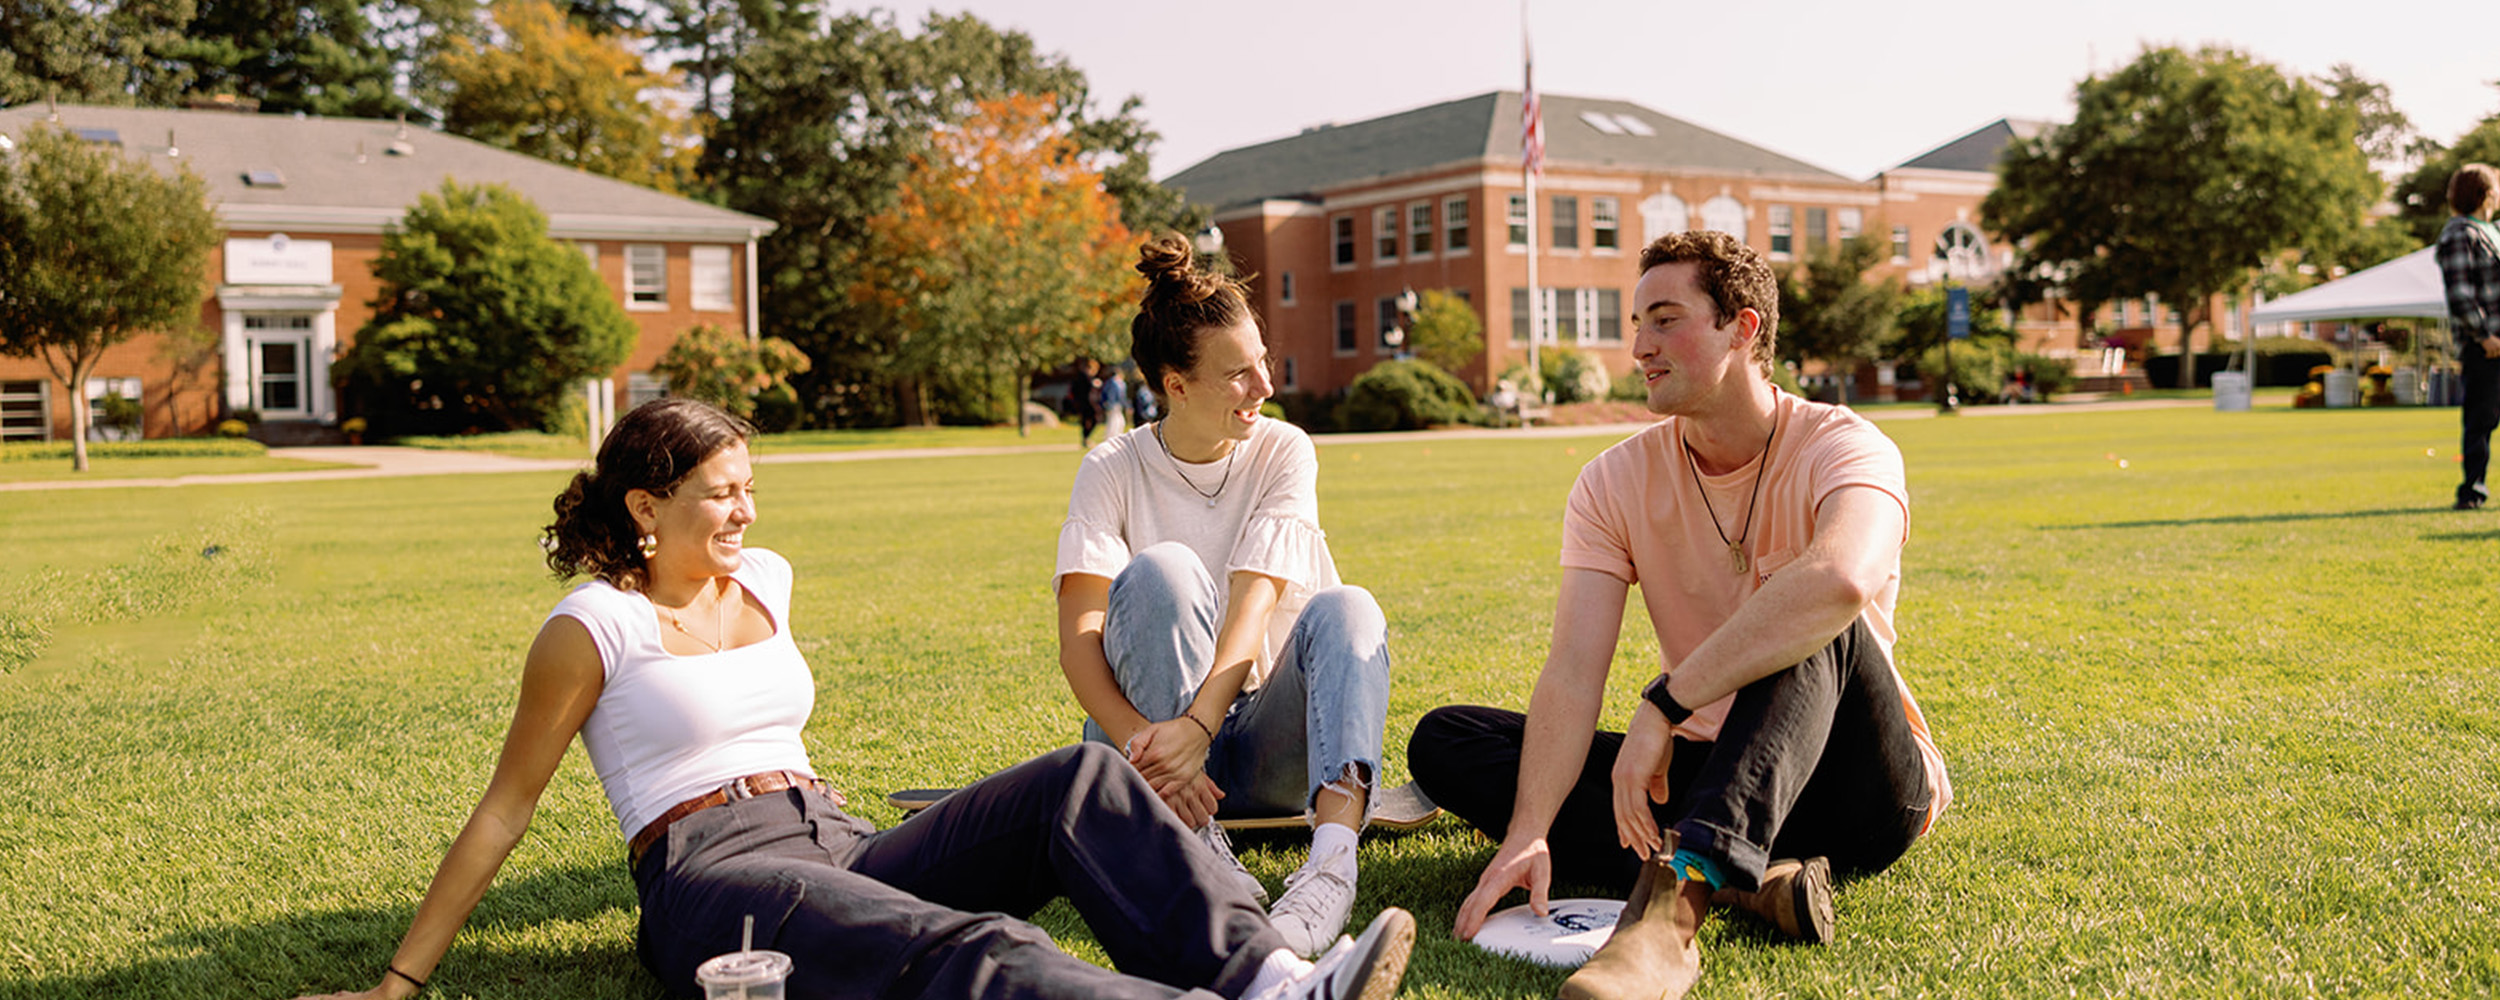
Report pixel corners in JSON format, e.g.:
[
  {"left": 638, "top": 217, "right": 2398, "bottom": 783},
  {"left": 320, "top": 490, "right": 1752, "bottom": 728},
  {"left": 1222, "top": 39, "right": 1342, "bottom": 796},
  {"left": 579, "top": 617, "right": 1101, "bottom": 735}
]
[{"left": 243, "top": 313, "right": 314, "bottom": 417}]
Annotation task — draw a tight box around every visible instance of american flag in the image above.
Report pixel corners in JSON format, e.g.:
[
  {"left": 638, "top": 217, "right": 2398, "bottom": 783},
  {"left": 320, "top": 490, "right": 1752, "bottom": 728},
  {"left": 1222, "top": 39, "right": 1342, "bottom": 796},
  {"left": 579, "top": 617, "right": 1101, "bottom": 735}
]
[{"left": 1522, "top": 48, "right": 1544, "bottom": 176}]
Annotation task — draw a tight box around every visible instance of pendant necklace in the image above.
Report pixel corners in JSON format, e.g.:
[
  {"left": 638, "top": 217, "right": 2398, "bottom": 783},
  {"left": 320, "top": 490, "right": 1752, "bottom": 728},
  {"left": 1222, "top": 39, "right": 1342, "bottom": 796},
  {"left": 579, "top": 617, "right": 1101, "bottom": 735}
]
[
  {"left": 1683, "top": 405, "right": 1780, "bottom": 574},
  {"left": 1155, "top": 420, "right": 1237, "bottom": 508},
  {"left": 661, "top": 580, "right": 732, "bottom": 652}
]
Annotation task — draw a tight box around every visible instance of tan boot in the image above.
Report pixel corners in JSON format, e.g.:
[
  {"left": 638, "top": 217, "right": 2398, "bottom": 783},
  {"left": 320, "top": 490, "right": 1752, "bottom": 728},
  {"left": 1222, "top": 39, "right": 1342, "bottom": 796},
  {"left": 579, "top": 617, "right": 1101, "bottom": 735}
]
[
  {"left": 1709, "top": 856, "right": 1835, "bottom": 944},
  {"left": 1556, "top": 847, "right": 1703, "bottom": 1000}
]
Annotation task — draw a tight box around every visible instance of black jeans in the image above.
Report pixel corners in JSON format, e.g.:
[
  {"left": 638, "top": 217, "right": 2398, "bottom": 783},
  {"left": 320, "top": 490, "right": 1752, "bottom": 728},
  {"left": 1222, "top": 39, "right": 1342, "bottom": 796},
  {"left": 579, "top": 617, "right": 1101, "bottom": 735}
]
[
  {"left": 631, "top": 743, "right": 1282, "bottom": 1000},
  {"left": 2462, "top": 350, "right": 2500, "bottom": 503},
  {"left": 1408, "top": 617, "right": 1931, "bottom": 893}
]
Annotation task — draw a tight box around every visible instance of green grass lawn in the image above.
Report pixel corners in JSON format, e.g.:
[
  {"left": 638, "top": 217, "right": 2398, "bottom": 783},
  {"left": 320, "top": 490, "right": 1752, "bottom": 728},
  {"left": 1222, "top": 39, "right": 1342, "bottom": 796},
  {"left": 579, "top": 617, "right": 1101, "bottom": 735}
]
[
  {"left": 0, "top": 454, "right": 359, "bottom": 483},
  {"left": 2, "top": 405, "right": 2496, "bottom": 998}
]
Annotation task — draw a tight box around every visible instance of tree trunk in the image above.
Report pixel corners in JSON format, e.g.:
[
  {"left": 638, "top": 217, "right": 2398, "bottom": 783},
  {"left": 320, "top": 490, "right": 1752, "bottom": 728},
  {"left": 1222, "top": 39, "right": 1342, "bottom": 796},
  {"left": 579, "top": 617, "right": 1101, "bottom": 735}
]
[
  {"left": 1014, "top": 369, "right": 1031, "bottom": 438},
  {"left": 2175, "top": 301, "right": 2209, "bottom": 390},
  {"left": 66, "top": 350, "right": 96, "bottom": 473}
]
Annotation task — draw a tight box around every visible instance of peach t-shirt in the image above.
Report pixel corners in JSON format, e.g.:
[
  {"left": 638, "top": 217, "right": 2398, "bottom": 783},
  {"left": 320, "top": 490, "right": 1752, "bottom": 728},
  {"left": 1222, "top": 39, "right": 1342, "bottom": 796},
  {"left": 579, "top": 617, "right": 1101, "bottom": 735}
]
[{"left": 1560, "top": 390, "right": 1950, "bottom": 827}]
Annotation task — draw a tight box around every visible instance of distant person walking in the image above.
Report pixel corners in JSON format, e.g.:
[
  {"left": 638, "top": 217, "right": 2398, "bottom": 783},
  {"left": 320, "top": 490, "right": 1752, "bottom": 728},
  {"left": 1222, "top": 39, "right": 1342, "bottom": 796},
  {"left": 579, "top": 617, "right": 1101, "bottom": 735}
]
[
  {"left": 1101, "top": 365, "right": 1131, "bottom": 440},
  {"left": 1073, "top": 359, "right": 1108, "bottom": 449},
  {"left": 2438, "top": 163, "right": 2500, "bottom": 510}
]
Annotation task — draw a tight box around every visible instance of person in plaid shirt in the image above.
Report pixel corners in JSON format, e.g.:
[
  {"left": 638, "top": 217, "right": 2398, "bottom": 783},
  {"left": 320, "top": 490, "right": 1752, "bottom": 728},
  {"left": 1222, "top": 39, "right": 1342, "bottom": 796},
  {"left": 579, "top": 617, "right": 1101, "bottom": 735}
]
[{"left": 2438, "top": 163, "right": 2500, "bottom": 510}]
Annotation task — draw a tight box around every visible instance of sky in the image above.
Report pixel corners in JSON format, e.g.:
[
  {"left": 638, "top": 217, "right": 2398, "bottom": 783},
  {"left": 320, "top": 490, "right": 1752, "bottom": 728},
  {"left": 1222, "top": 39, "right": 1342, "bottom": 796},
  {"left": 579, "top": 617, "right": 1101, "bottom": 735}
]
[{"left": 880, "top": 0, "right": 2499, "bottom": 183}]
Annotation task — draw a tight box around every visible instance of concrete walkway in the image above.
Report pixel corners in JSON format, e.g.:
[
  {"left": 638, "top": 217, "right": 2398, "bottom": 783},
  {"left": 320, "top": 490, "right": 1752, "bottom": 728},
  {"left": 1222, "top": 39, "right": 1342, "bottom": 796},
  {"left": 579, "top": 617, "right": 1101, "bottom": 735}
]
[{"left": 0, "top": 397, "right": 2210, "bottom": 492}]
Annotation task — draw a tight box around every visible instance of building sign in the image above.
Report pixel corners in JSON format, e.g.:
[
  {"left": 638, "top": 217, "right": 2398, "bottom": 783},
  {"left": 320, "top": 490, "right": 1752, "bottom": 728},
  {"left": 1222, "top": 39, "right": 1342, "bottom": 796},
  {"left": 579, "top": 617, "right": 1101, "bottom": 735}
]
[
  {"left": 224, "top": 234, "right": 333, "bottom": 285},
  {"left": 1947, "top": 286, "right": 1971, "bottom": 340}
]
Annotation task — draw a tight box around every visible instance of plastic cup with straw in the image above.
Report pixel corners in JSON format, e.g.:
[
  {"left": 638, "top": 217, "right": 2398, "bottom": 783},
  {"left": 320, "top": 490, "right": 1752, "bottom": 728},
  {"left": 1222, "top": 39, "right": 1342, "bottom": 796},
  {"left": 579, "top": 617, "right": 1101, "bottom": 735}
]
[{"left": 695, "top": 914, "right": 793, "bottom": 999}]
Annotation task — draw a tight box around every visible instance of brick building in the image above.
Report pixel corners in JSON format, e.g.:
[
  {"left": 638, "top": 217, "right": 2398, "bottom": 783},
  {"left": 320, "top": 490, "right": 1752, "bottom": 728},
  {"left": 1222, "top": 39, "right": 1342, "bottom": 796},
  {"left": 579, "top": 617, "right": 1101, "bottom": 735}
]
[
  {"left": 0, "top": 104, "right": 775, "bottom": 442},
  {"left": 1165, "top": 93, "right": 2242, "bottom": 404}
]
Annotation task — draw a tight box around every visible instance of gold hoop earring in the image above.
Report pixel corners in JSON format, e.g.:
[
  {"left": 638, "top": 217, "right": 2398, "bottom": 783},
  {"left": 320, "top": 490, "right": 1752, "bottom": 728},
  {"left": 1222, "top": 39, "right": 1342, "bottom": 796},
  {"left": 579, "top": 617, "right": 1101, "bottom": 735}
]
[{"left": 637, "top": 533, "right": 659, "bottom": 558}]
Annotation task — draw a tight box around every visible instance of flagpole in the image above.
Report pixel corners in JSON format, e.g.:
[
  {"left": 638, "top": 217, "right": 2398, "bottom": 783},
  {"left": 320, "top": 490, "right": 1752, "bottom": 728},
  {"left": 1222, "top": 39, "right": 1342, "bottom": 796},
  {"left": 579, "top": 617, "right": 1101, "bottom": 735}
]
[{"left": 1522, "top": 1, "right": 1543, "bottom": 404}]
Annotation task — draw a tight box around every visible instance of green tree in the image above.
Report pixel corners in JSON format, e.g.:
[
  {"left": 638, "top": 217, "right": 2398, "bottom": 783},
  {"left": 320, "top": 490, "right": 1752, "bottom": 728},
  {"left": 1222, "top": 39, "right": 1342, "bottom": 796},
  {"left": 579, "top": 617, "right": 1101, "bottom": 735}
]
[
  {"left": 1775, "top": 233, "right": 1900, "bottom": 399},
  {"left": 700, "top": 10, "right": 1190, "bottom": 427},
  {"left": 1984, "top": 45, "right": 2381, "bottom": 388},
  {"left": 334, "top": 179, "right": 635, "bottom": 435},
  {"left": 0, "top": 125, "right": 219, "bottom": 471},
  {"left": 2394, "top": 115, "right": 2500, "bottom": 245},
  {"left": 850, "top": 95, "right": 1135, "bottom": 431},
  {"left": 651, "top": 323, "right": 810, "bottom": 428},
  {"left": 0, "top": 0, "right": 195, "bottom": 106},
  {"left": 1406, "top": 289, "right": 1485, "bottom": 378},
  {"left": 163, "top": 0, "right": 409, "bottom": 118},
  {"left": 430, "top": 0, "right": 695, "bottom": 192}
]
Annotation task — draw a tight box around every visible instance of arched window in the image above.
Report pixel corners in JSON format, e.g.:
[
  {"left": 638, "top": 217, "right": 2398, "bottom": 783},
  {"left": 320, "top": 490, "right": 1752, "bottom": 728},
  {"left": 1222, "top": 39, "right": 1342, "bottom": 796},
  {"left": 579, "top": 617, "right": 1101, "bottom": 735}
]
[
  {"left": 1639, "top": 192, "right": 1688, "bottom": 245},
  {"left": 1933, "top": 222, "right": 1992, "bottom": 279},
  {"left": 1700, "top": 196, "right": 1746, "bottom": 241}
]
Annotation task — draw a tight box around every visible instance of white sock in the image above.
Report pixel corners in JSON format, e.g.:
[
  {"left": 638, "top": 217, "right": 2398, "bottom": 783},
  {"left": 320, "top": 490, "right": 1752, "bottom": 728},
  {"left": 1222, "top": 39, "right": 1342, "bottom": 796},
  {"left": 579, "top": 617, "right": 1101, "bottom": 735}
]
[
  {"left": 1308, "top": 822, "right": 1359, "bottom": 872},
  {"left": 1242, "top": 947, "right": 1314, "bottom": 998}
]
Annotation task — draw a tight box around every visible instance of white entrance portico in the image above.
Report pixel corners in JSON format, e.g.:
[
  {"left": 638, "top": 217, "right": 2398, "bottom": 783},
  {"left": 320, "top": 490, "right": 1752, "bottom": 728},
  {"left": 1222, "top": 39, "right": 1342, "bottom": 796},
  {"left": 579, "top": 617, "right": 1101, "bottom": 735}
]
[{"left": 218, "top": 234, "right": 341, "bottom": 422}]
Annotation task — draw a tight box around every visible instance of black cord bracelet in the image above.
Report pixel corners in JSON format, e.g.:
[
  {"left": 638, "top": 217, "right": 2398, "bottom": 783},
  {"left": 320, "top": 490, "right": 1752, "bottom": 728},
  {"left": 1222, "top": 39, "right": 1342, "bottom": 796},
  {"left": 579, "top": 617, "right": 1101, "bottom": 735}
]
[
  {"left": 1181, "top": 712, "right": 1215, "bottom": 740},
  {"left": 1641, "top": 675, "right": 1693, "bottom": 726},
  {"left": 386, "top": 965, "right": 427, "bottom": 992}
]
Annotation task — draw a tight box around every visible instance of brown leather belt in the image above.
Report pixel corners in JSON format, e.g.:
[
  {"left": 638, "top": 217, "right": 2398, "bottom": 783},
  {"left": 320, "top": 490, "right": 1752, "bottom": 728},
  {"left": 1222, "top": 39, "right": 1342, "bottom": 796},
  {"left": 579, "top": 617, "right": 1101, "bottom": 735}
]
[{"left": 628, "top": 769, "right": 838, "bottom": 868}]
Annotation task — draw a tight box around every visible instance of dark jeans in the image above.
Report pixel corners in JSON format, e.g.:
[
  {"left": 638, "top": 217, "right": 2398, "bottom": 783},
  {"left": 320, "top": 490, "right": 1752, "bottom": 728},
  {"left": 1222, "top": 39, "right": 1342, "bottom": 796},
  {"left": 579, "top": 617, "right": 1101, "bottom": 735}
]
[
  {"left": 2462, "top": 351, "right": 2500, "bottom": 503},
  {"left": 1408, "top": 617, "right": 1930, "bottom": 893},
  {"left": 632, "top": 743, "right": 1282, "bottom": 1000}
]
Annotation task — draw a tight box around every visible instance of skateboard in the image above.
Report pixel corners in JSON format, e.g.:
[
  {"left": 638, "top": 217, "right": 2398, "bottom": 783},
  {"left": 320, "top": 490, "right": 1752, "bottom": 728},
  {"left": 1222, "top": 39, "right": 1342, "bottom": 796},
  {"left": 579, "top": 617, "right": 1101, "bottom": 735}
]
[{"left": 884, "top": 780, "right": 1444, "bottom": 831}]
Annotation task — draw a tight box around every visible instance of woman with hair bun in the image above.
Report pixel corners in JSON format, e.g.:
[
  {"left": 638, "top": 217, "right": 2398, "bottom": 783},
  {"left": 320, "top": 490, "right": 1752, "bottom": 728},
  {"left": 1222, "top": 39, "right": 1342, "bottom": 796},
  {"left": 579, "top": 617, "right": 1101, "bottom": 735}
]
[
  {"left": 295, "top": 396, "right": 1412, "bottom": 1000},
  {"left": 1054, "top": 235, "right": 1395, "bottom": 958}
]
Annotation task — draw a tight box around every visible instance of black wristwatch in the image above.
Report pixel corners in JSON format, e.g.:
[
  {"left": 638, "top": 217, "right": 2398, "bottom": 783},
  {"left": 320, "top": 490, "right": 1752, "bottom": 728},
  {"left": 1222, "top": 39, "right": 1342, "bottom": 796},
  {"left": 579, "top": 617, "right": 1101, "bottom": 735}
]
[{"left": 1641, "top": 675, "right": 1693, "bottom": 725}]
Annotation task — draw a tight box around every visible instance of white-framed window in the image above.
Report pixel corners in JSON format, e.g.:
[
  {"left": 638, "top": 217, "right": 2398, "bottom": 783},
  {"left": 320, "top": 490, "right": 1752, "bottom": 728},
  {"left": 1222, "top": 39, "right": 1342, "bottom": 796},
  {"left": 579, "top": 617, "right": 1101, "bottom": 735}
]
[
  {"left": 1640, "top": 191, "right": 1688, "bottom": 245},
  {"left": 1280, "top": 356, "right": 1299, "bottom": 391},
  {"left": 1332, "top": 215, "right": 1356, "bottom": 268},
  {"left": 1506, "top": 194, "right": 1529, "bottom": 249},
  {"left": 1593, "top": 287, "right": 1623, "bottom": 344},
  {"left": 628, "top": 371, "right": 667, "bottom": 408},
  {"left": 1374, "top": 206, "right": 1399, "bottom": 263},
  {"left": 1511, "top": 287, "right": 1531, "bottom": 345},
  {"left": 1279, "top": 271, "right": 1297, "bottom": 306},
  {"left": 1409, "top": 202, "right": 1434, "bottom": 257},
  {"left": 1890, "top": 225, "right": 1911, "bottom": 264},
  {"left": 579, "top": 241, "right": 599, "bottom": 270},
  {"left": 1510, "top": 287, "right": 1564, "bottom": 345},
  {"left": 0, "top": 379, "right": 46, "bottom": 440},
  {"left": 1805, "top": 207, "right": 1828, "bottom": 253},
  {"left": 1550, "top": 195, "right": 1578, "bottom": 250},
  {"left": 1334, "top": 301, "right": 1357, "bottom": 355},
  {"left": 1444, "top": 197, "right": 1471, "bottom": 253},
  {"left": 1377, "top": 296, "right": 1401, "bottom": 352},
  {"left": 1701, "top": 196, "right": 1747, "bottom": 241},
  {"left": 84, "top": 376, "right": 142, "bottom": 441},
  {"left": 1592, "top": 197, "right": 1620, "bottom": 252},
  {"left": 626, "top": 244, "right": 667, "bottom": 308},
  {"left": 691, "top": 246, "right": 734, "bottom": 312},
  {"left": 1769, "top": 205, "right": 1794, "bottom": 258},
  {"left": 1838, "top": 209, "right": 1863, "bottom": 241}
]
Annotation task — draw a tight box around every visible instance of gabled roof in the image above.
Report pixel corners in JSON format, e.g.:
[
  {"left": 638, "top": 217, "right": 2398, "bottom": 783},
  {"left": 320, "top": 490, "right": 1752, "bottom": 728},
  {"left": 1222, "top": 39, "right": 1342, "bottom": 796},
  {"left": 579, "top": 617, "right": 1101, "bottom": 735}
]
[
  {"left": 1163, "top": 90, "right": 1855, "bottom": 211},
  {"left": 0, "top": 104, "right": 773, "bottom": 240},
  {"left": 1891, "top": 118, "right": 2056, "bottom": 174}
]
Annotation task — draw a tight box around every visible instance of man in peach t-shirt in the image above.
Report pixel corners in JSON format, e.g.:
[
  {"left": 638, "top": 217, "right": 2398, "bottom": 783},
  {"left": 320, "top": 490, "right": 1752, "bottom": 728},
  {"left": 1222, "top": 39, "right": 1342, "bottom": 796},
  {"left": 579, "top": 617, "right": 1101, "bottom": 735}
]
[{"left": 1410, "top": 231, "right": 1949, "bottom": 1000}]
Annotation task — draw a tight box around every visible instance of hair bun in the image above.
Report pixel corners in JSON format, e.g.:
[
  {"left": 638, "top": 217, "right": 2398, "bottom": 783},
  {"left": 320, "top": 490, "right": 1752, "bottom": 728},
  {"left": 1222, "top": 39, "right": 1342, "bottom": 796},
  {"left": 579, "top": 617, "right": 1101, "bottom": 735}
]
[{"left": 1135, "top": 234, "right": 1195, "bottom": 284}]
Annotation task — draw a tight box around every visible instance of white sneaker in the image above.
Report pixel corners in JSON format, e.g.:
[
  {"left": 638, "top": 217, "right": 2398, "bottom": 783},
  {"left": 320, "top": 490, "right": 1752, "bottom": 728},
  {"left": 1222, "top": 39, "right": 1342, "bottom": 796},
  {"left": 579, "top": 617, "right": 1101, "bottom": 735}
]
[
  {"left": 1249, "top": 907, "right": 1415, "bottom": 1000},
  {"left": 1269, "top": 844, "right": 1358, "bottom": 957},
  {"left": 1198, "top": 822, "right": 1269, "bottom": 904}
]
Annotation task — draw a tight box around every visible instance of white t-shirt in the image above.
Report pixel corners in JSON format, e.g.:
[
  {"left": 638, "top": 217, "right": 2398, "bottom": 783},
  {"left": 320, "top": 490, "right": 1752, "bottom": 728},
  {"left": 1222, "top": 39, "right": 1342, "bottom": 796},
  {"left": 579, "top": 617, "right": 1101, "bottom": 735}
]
[
  {"left": 548, "top": 548, "right": 818, "bottom": 840},
  {"left": 1054, "top": 417, "right": 1341, "bottom": 689}
]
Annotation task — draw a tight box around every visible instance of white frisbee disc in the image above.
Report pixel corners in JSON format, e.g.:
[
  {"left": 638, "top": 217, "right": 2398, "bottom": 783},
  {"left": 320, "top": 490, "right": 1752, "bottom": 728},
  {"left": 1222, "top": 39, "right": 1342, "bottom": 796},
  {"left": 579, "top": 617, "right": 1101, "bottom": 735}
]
[{"left": 1471, "top": 898, "right": 1625, "bottom": 967}]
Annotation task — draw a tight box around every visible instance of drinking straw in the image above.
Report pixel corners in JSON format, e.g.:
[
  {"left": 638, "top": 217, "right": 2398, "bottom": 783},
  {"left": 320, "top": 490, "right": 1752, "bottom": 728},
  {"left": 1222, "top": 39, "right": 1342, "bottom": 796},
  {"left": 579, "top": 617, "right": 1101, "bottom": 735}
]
[{"left": 742, "top": 914, "right": 755, "bottom": 954}]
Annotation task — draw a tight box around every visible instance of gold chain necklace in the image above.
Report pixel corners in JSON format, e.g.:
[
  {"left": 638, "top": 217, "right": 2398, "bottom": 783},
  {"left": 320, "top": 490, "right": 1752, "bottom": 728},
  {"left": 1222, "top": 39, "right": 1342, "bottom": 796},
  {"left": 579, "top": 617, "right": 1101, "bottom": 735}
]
[
  {"left": 1682, "top": 406, "right": 1780, "bottom": 574},
  {"left": 660, "top": 581, "right": 733, "bottom": 652}
]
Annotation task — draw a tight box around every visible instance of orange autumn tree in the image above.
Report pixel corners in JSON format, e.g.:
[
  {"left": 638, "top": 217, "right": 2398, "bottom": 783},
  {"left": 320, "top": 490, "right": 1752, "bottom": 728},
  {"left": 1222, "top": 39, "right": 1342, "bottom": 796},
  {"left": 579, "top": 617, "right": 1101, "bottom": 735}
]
[{"left": 852, "top": 94, "right": 1136, "bottom": 429}]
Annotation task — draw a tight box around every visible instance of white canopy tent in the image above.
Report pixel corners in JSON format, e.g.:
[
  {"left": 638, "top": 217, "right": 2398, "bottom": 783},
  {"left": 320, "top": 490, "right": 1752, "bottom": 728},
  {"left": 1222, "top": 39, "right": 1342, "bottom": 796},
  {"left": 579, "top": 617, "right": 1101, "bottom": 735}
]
[{"left": 2249, "top": 247, "right": 2446, "bottom": 324}]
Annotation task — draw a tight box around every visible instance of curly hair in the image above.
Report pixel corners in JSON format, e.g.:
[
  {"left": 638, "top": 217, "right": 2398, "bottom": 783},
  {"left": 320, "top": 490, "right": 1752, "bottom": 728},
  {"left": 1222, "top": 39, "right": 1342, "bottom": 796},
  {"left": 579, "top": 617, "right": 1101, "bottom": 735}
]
[
  {"left": 542, "top": 397, "right": 754, "bottom": 591},
  {"left": 2450, "top": 163, "right": 2499, "bottom": 217},
  {"left": 1129, "top": 233, "right": 1259, "bottom": 392},
  {"left": 1637, "top": 230, "right": 1780, "bottom": 377}
]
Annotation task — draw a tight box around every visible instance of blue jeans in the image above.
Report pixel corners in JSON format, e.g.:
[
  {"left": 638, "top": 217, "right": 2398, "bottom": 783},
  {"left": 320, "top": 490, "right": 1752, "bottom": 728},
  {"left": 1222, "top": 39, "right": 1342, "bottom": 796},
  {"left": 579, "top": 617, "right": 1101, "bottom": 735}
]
[{"left": 1081, "top": 542, "right": 1392, "bottom": 820}]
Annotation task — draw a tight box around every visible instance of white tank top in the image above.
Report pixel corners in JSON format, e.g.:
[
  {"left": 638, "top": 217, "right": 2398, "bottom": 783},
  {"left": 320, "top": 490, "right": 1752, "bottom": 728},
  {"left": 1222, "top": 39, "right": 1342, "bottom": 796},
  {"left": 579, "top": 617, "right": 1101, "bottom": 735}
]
[{"left": 547, "top": 548, "right": 818, "bottom": 839}]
